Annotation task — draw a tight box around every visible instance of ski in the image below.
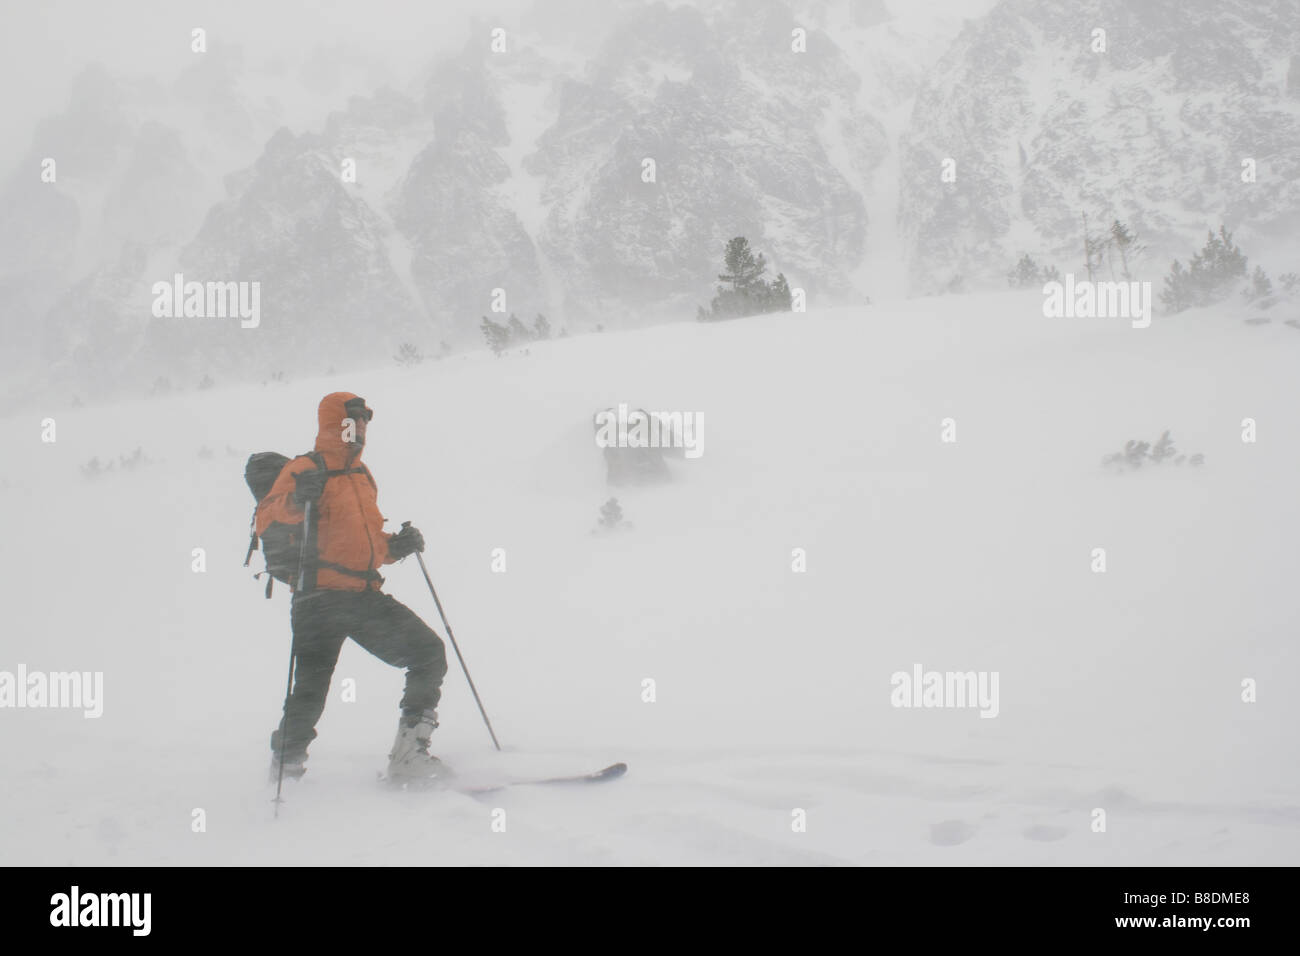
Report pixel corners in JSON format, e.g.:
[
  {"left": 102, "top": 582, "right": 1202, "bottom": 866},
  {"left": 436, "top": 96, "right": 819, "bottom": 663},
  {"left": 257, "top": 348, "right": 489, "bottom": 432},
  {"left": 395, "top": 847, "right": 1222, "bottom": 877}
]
[
  {"left": 379, "top": 761, "right": 628, "bottom": 795},
  {"left": 458, "top": 762, "right": 628, "bottom": 795}
]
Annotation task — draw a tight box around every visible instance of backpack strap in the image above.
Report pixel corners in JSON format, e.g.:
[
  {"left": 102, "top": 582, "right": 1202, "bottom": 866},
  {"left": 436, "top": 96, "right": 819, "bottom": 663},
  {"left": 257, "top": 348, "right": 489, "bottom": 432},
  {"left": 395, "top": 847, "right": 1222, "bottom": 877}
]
[
  {"left": 296, "top": 452, "right": 326, "bottom": 594},
  {"left": 243, "top": 509, "right": 259, "bottom": 568},
  {"left": 307, "top": 450, "right": 371, "bottom": 482},
  {"left": 246, "top": 508, "right": 273, "bottom": 597},
  {"left": 308, "top": 559, "right": 385, "bottom": 587}
]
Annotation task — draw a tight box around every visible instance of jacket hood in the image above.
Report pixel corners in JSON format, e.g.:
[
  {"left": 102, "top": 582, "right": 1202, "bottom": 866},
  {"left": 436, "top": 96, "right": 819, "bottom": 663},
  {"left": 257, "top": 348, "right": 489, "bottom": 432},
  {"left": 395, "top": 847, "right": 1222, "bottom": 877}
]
[{"left": 315, "top": 391, "right": 366, "bottom": 465}]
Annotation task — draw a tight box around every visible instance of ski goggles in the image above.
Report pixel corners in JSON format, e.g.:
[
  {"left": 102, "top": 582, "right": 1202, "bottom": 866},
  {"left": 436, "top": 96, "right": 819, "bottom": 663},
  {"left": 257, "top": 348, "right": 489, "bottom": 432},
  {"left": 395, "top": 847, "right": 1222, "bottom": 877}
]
[{"left": 344, "top": 398, "right": 374, "bottom": 422}]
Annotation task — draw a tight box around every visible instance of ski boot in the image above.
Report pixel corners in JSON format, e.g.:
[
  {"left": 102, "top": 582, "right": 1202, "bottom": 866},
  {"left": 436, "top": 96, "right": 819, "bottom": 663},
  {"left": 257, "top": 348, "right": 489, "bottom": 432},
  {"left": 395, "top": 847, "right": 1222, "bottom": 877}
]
[
  {"left": 269, "top": 728, "right": 308, "bottom": 783},
  {"left": 269, "top": 752, "right": 307, "bottom": 784},
  {"left": 385, "top": 710, "right": 450, "bottom": 789}
]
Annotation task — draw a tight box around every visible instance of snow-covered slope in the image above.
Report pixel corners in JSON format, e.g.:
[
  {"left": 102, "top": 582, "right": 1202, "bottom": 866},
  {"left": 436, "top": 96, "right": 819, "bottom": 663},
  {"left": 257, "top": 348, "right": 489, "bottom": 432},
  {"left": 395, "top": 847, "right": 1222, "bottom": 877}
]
[{"left": 3, "top": 294, "right": 1297, "bottom": 865}]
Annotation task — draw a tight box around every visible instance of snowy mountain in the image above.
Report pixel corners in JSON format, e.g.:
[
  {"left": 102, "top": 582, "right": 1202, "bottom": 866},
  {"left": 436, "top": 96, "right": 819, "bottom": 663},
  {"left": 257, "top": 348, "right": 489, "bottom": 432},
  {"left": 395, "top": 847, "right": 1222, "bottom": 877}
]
[
  {"left": 0, "top": 0, "right": 924, "bottom": 403},
  {"left": 4, "top": 0, "right": 1298, "bottom": 409},
  {"left": 395, "top": 47, "right": 546, "bottom": 336},
  {"left": 165, "top": 122, "right": 424, "bottom": 383},
  {"left": 525, "top": 0, "right": 886, "bottom": 326},
  {"left": 899, "top": 0, "right": 1300, "bottom": 293},
  {"left": 1, "top": 49, "right": 353, "bottom": 395}
]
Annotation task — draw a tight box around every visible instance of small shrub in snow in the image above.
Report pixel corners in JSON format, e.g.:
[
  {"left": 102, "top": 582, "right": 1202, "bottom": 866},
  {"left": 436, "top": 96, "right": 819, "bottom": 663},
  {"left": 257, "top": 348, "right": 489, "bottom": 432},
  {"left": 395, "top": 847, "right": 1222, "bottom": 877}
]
[
  {"left": 593, "top": 497, "right": 631, "bottom": 533},
  {"left": 1007, "top": 254, "right": 1061, "bottom": 288},
  {"left": 1160, "top": 226, "right": 1249, "bottom": 314},
  {"left": 482, "top": 313, "right": 549, "bottom": 355},
  {"left": 1102, "top": 430, "right": 1204, "bottom": 472},
  {"left": 80, "top": 447, "right": 151, "bottom": 479},
  {"left": 118, "top": 447, "right": 149, "bottom": 471},
  {"left": 395, "top": 342, "right": 425, "bottom": 367},
  {"left": 1243, "top": 266, "right": 1275, "bottom": 305}
]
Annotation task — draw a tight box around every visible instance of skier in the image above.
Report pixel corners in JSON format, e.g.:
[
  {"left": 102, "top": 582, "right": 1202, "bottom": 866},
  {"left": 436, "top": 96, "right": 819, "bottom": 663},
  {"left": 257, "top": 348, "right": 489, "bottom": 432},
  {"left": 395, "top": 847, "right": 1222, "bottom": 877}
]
[{"left": 259, "top": 391, "right": 449, "bottom": 784}]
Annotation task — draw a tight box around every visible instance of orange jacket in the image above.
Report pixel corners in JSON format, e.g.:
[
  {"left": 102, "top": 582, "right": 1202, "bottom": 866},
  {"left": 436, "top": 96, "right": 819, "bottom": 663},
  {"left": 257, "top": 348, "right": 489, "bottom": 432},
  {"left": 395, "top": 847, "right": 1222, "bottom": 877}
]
[{"left": 256, "top": 391, "right": 395, "bottom": 592}]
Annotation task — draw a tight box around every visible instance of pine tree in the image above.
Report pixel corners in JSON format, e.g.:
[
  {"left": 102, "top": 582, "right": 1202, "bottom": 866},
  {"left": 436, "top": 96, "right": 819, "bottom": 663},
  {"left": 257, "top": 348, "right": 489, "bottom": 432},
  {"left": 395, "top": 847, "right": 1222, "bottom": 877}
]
[
  {"left": 395, "top": 343, "right": 424, "bottom": 367},
  {"left": 1008, "top": 255, "right": 1060, "bottom": 288},
  {"left": 1109, "top": 220, "right": 1141, "bottom": 280},
  {"left": 767, "top": 272, "right": 793, "bottom": 311},
  {"left": 1160, "top": 226, "right": 1250, "bottom": 313},
  {"left": 1008, "top": 254, "right": 1041, "bottom": 288},
  {"left": 1160, "top": 260, "right": 1192, "bottom": 313},
  {"left": 507, "top": 313, "right": 531, "bottom": 344},
  {"left": 533, "top": 313, "right": 551, "bottom": 339},
  {"left": 699, "top": 237, "right": 785, "bottom": 319},
  {"left": 1086, "top": 233, "right": 1109, "bottom": 281},
  {"left": 1189, "top": 226, "right": 1247, "bottom": 299},
  {"left": 1082, "top": 212, "right": 1096, "bottom": 282},
  {"left": 718, "top": 237, "right": 767, "bottom": 293},
  {"left": 481, "top": 316, "right": 510, "bottom": 356},
  {"left": 1246, "top": 266, "right": 1273, "bottom": 301}
]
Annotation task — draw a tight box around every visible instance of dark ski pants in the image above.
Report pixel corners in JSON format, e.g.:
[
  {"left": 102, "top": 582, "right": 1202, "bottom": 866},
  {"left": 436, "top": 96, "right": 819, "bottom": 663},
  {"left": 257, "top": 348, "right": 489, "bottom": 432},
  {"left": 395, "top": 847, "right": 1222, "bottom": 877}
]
[{"left": 271, "top": 589, "right": 448, "bottom": 761}]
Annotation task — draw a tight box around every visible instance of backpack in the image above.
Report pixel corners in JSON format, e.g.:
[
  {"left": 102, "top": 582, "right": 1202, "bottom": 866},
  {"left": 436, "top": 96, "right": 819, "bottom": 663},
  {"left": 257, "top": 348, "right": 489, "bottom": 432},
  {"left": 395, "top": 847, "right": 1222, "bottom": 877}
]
[{"left": 243, "top": 451, "right": 379, "bottom": 598}]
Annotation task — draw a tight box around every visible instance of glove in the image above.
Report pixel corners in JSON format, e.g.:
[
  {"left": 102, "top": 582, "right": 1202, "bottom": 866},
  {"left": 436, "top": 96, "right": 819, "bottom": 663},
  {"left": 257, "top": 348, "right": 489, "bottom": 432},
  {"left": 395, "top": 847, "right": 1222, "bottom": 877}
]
[
  {"left": 389, "top": 522, "right": 425, "bottom": 559},
  {"left": 292, "top": 468, "right": 328, "bottom": 508}
]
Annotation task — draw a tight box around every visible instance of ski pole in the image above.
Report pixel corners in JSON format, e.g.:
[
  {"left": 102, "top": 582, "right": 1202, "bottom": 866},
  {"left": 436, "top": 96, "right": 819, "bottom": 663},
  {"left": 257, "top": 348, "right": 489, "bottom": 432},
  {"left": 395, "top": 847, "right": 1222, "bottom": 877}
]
[
  {"left": 274, "top": 499, "right": 313, "bottom": 816},
  {"left": 273, "top": 635, "right": 296, "bottom": 818},
  {"left": 405, "top": 523, "right": 502, "bottom": 751}
]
